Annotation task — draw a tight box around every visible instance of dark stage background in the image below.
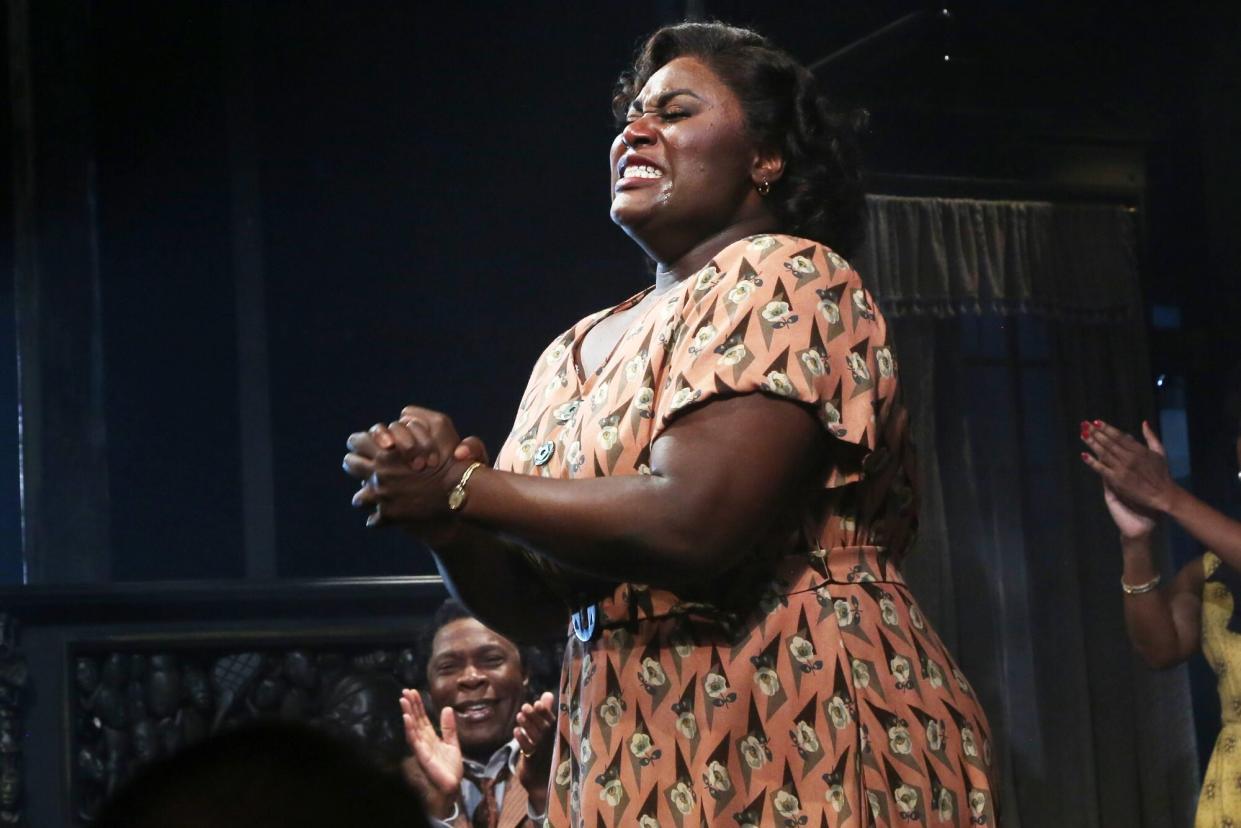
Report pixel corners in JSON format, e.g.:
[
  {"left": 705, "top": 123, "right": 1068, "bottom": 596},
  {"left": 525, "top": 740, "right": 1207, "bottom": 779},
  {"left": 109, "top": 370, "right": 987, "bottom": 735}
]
[
  {"left": 3, "top": 0, "right": 1241, "bottom": 824},
  {"left": 7, "top": 0, "right": 1240, "bottom": 581}
]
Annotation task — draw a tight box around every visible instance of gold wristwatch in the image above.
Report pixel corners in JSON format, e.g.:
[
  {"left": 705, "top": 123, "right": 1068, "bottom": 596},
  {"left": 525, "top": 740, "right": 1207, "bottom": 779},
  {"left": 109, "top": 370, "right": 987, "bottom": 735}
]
[{"left": 447, "top": 461, "right": 485, "bottom": 512}]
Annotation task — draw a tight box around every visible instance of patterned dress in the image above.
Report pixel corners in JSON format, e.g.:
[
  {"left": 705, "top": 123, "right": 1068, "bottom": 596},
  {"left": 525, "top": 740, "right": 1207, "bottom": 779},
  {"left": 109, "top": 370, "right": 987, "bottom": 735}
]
[
  {"left": 1199, "top": 551, "right": 1241, "bottom": 827},
  {"left": 494, "top": 235, "right": 998, "bottom": 827}
]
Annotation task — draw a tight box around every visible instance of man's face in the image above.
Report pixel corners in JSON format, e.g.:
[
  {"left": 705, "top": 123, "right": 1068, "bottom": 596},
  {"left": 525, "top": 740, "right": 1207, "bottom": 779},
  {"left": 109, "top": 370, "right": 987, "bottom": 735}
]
[{"left": 426, "top": 618, "right": 526, "bottom": 760}]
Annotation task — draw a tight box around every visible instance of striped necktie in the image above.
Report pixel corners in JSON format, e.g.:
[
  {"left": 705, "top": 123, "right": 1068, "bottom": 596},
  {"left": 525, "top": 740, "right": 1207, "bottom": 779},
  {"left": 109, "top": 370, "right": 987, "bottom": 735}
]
[{"left": 468, "top": 767, "right": 502, "bottom": 828}]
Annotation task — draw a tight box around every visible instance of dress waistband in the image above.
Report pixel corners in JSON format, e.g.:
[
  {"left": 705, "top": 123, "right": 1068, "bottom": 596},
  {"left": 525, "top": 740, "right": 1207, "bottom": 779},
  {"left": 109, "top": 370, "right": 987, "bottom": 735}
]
[
  {"left": 571, "top": 545, "right": 903, "bottom": 642},
  {"left": 777, "top": 544, "right": 905, "bottom": 591}
]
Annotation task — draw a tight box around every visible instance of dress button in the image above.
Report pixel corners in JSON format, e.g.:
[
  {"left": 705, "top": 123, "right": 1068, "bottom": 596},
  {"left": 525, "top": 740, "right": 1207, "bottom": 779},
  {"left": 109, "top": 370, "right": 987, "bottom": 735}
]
[{"left": 533, "top": 440, "right": 556, "bottom": 467}]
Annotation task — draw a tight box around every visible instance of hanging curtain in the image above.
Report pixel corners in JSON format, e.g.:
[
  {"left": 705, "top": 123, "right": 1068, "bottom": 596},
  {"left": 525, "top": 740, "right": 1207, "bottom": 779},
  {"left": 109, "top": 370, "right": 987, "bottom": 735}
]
[{"left": 856, "top": 195, "right": 1199, "bottom": 827}]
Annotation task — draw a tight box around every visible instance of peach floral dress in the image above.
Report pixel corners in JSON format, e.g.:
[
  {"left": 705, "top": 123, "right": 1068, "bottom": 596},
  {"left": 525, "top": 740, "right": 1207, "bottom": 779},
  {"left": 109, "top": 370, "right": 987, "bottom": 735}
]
[{"left": 494, "top": 235, "right": 998, "bottom": 827}]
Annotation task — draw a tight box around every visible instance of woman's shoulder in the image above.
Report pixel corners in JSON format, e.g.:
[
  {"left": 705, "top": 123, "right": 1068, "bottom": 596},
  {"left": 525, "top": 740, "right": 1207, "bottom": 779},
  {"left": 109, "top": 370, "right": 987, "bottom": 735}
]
[
  {"left": 682, "top": 234, "right": 870, "bottom": 322},
  {"left": 701, "top": 234, "right": 859, "bottom": 285}
]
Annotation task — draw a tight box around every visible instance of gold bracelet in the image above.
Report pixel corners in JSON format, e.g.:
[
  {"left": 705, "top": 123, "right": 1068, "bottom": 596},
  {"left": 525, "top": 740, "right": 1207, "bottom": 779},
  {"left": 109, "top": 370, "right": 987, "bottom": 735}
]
[
  {"left": 447, "top": 461, "right": 485, "bottom": 512},
  {"left": 1121, "top": 574, "right": 1162, "bottom": 595}
]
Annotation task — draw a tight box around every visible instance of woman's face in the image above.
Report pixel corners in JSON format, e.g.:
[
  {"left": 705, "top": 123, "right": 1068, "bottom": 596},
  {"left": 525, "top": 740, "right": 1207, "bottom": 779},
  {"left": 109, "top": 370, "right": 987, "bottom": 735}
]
[{"left": 609, "top": 56, "right": 762, "bottom": 250}]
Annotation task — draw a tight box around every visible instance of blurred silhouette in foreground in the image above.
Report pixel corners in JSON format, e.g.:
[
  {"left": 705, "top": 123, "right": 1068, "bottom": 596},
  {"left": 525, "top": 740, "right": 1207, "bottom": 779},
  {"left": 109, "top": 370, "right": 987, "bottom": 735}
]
[{"left": 94, "top": 719, "right": 427, "bottom": 828}]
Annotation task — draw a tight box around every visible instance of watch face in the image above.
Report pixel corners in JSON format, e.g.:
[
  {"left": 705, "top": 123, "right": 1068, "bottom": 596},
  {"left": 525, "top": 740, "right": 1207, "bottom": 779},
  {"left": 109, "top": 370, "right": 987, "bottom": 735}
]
[{"left": 448, "top": 488, "right": 466, "bottom": 511}]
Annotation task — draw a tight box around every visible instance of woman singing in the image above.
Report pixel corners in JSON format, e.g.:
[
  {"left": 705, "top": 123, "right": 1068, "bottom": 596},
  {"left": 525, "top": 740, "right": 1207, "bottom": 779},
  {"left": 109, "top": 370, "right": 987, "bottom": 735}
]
[{"left": 346, "top": 22, "right": 998, "bottom": 826}]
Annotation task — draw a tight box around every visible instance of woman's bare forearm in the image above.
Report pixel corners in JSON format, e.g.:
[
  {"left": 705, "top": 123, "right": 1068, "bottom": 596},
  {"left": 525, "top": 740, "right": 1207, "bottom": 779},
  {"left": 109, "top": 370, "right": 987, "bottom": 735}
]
[
  {"left": 1119, "top": 534, "right": 1201, "bottom": 668},
  {"left": 453, "top": 394, "right": 826, "bottom": 589},
  {"left": 1166, "top": 485, "right": 1241, "bottom": 571},
  {"left": 401, "top": 395, "right": 823, "bottom": 629},
  {"left": 459, "top": 469, "right": 740, "bottom": 586}
]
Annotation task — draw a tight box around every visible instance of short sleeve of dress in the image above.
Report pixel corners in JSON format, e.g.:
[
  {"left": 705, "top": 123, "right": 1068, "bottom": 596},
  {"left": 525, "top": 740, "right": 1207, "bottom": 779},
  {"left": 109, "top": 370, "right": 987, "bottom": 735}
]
[{"left": 651, "top": 234, "right": 898, "bottom": 486}]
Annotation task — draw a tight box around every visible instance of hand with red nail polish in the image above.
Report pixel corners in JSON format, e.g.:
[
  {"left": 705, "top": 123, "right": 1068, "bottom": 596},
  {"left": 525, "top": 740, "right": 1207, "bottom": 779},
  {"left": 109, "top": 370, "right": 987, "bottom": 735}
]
[{"left": 1080, "top": 418, "right": 1177, "bottom": 517}]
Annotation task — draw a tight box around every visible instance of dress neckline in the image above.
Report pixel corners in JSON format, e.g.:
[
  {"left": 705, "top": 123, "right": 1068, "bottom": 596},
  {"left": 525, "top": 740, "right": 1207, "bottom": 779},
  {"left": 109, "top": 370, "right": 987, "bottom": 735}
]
[
  {"left": 570, "top": 284, "right": 657, "bottom": 385},
  {"left": 567, "top": 235, "right": 776, "bottom": 385}
]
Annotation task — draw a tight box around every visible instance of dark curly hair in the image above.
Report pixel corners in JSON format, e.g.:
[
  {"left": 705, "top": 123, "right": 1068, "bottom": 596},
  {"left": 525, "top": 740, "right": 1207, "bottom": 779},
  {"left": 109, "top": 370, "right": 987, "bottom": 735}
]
[{"left": 613, "top": 22, "right": 867, "bottom": 258}]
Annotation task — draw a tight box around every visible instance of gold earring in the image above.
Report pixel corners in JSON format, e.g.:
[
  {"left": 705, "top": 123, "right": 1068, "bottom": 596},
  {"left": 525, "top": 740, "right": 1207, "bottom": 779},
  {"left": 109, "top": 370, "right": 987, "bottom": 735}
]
[{"left": 756, "top": 180, "right": 771, "bottom": 196}]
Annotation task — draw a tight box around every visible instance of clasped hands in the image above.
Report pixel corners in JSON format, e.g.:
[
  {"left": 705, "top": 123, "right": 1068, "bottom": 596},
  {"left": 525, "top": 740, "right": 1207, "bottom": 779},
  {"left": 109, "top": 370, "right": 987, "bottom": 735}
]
[{"left": 343, "top": 406, "right": 488, "bottom": 534}]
